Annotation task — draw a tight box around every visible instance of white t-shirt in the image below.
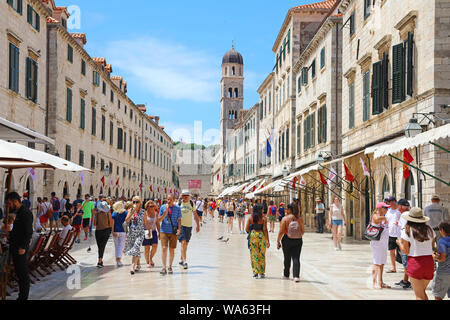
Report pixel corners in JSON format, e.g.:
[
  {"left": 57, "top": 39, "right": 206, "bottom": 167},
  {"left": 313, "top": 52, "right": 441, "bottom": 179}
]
[
  {"left": 401, "top": 227, "right": 435, "bottom": 257},
  {"left": 385, "top": 208, "right": 401, "bottom": 238},
  {"left": 330, "top": 204, "right": 343, "bottom": 220},
  {"left": 58, "top": 225, "right": 73, "bottom": 246},
  {"left": 196, "top": 200, "right": 203, "bottom": 212}
]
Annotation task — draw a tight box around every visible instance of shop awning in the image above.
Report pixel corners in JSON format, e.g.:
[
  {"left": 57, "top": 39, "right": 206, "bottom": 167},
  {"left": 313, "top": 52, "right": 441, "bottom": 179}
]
[
  {"left": 0, "top": 117, "right": 55, "bottom": 145},
  {"left": 242, "top": 179, "right": 263, "bottom": 194},
  {"left": 0, "top": 139, "right": 93, "bottom": 172},
  {"left": 254, "top": 178, "right": 285, "bottom": 195},
  {"left": 365, "top": 123, "right": 450, "bottom": 159},
  {"left": 284, "top": 164, "right": 321, "bottom": 182}
]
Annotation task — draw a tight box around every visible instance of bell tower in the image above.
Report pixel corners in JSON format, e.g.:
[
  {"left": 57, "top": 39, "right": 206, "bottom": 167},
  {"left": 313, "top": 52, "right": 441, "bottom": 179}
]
[{"left": 220, "top": 45, "right": 244, "bottom": 162}]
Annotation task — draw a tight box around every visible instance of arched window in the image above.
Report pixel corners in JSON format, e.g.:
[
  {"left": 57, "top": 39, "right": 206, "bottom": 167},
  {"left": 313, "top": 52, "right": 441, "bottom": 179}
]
[
  {"left": 382, "top": 175, "right": 390, "bottom": 199},
  {"left": 225, "top": 67, "right": 228, "bottom": 75},
  {"left": 234, "top": 88, "right": 238, "bottom": 98},
  {"left": 232, "top": 67, "right": 235, "bottom": 75},
  {"left": 228, "top": 88, "right": 232, "bottom": 98}
]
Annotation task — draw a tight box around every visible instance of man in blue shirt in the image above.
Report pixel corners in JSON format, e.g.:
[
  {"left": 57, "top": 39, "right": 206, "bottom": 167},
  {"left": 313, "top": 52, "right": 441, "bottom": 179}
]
[{"left": 157, "top": 194, "right": 181, "bottom": 275}]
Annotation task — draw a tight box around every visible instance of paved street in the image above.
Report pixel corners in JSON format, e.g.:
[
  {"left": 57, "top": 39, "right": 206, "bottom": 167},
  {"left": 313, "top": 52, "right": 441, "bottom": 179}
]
[{"left": 16, "top": 216, "right": 437, "bottom": 300}]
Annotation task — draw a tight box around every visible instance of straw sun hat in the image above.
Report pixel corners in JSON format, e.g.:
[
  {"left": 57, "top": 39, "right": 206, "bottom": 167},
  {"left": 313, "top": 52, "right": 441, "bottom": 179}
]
[{"left": 401, "top": 207, "right": 430, "bottom": 224}]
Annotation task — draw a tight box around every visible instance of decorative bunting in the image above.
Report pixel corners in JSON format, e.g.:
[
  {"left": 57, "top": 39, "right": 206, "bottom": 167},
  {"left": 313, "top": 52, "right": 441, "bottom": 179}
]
[
  {"left": 327, "top": 167, "right": 337, "bottom": 186},
  {"left": 360, "top": 158, "right": 370, "bottom": 177},
  {"left": 344, "top": 163, "right": 355, "bottom": 182}
]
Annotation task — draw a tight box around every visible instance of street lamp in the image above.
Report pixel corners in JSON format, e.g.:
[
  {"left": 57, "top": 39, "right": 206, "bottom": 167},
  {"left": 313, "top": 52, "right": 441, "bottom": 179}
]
[
  {"left": 404, "top": 117, "right": 423, "bottom": 138},
  {"left": 104, "top": 165, "right": 110, "bottom": 177},
  {"left": 282, "top": 166, "right": 290, "bottom": 178},
  {"left": 316, "top": 151, "right": 333, "bottom": 164},
  {"left": 144, "top": 176, "right": 149, "bottom": 184},
  {"left": 132, "top": 173, "right": 137, "bottom": 182}
]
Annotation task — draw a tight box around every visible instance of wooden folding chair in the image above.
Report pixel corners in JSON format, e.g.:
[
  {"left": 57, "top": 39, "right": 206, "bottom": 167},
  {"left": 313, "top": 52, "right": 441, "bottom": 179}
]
[
  {"left": 51, "top": 231, "right": 74, "bottom": 270},
  {"left": 39, "top": 234, "right": 60, "bottom": 275},
  {"left": 27, "top": 234, "right": 45, "bottom": 281},
  {"left": 58, "top": 231, "right": 77, "bottom": 266}
]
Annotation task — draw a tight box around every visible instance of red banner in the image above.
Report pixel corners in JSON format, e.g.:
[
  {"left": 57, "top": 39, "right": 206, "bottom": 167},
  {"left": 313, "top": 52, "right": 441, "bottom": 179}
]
[
  {"left": 188, "top": 180, "right": 202, "bottom": 189},
  {"left": 403, "top": 149, "right": 414, "bottom": 179}
]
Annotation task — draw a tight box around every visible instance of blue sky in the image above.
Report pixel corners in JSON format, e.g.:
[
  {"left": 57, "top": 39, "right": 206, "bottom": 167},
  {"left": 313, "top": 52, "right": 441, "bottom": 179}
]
[{"left": 63, "top": 0, "right": 311, "bottom": 145}]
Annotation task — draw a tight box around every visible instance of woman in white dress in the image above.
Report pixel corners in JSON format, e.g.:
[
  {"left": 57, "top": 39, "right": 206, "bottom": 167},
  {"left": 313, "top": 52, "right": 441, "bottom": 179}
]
[
  {"left": 370, "top": 202, "right": 391, "bottom": 289},
  {"left": 327, "top": 197, "right": 346, "bottom": 250}
]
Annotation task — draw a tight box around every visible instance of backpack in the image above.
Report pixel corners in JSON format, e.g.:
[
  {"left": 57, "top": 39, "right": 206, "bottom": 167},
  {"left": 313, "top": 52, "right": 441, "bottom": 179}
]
[
  {"left": 179, "top": 200, "right": 194, "bottom": 208},
  {"left": 287, "top": 217, "right": 303, "bottom": 239},
  {"left": 52, "top": 198, "right": 60, "bottom": 211},
  {"left": 271, "top": 206, "right": 276, "bottom": 215}
]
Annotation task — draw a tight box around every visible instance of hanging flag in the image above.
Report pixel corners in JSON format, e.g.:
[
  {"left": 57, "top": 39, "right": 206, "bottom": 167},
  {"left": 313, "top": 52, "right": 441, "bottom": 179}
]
[
  {"left": 115, "top": 178, "right": 119, "bottom": 186},
  {"left": 139, "top": 183, "right": 143, "bottom": 191},
  {"left": 101, "top": 176, "right": 105, "bottom": 187},
  {"left": 360, "top": 158, "right": 370, "bottom": 177},
  {"left": 403, "top": 149, "right": 414, "bottom": 179},
  {"left": 327, "top": 167, "right": 337, "bottom": 187},
  {"left": 293, "top": 176, "right": 299, "bottom": 189},
  {"left": 344, "top": 163, "right": 355, "bottom": 182},
  {"left": 319, "top": 171, "right": 328, "bottom": 186},
  {"left": 79, "top": 172, "right": 84, "bottom": 186},
  {"left": 150, "top": 185, "right": 153, "bottom": 192},
  {"left": 299, "top": 175, "right": 306, "bottom": 188}
]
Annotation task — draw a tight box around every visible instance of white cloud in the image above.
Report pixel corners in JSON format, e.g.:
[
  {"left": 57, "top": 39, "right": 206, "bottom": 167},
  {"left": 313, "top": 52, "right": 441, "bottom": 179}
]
[{"left": 105, "top": 37, "right": 219, "bottom": 103}]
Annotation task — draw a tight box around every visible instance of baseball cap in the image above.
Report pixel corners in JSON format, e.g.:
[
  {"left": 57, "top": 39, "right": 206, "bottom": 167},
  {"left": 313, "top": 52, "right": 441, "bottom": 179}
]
[
  {"left": 386, "top": 196, "right": 397, "bottom": 202},
  {"left": 181, "top": 190, "right": 190, "bottom": 196},
  {"left": 397, "top": 199, "right": 410, "bottom": 207},
  {"left": 376, "top": 202, "right": 391, "bottom": 209}
]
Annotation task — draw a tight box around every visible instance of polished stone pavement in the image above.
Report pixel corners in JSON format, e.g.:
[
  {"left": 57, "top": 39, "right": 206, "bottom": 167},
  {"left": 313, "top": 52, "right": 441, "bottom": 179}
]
[{"left": 14, "top": 216, "right": 441, "bottom": 300}]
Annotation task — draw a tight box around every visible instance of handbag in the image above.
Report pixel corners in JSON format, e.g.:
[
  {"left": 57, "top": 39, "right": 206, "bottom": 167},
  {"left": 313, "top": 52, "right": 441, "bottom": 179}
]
[{"left": 364, "top": 222, "right": 383, "bottom": 241}]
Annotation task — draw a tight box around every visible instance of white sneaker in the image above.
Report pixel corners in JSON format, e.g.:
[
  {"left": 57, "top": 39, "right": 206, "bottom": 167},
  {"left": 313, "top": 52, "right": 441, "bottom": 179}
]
[
  {"left": 294, "top": 278, "right": 300, "bottom": 283},
  {"left": 335, "top": 247, "right": 339, "bottom": 251}
]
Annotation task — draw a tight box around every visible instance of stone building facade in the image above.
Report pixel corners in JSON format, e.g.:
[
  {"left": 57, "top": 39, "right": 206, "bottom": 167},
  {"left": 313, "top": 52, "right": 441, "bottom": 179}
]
[{"left": 1, "top": 0, "right": 178, "bottom": 209}]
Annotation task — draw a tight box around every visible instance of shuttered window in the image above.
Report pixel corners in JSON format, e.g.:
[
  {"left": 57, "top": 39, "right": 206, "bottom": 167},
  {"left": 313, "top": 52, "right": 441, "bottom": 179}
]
[
  {"left": 281, "top": 131, "right": 285, "bottom": 161},
  {"left": 123, "top": 132, "right": 127, "bottom": 153},
  {"left": 66, "top": 88, "right": 72, "bottom": 122},
  {"left": 392, "top": 43, "right": 405, "bottom": 104},
  {"left": 93, "top": 71, "right": 100, "bottom": 86},
  {"left": 304, "top": 117, "right": 308, "bottom": 151},
  {"left": 110, "top": 121, "right": 114, "bottom": 145},
  {"left": 287, "top": 29, "right": 291, "bottom": 53},
  {"left": 364, "top": 0, "right": 371, "bottom": 19},
  {"left": 296, "top": 124, "right": 301, "bottom": 155},
  {"left": 7, "top": 0, "right": 22, "bottom": 14},
  {"left": 372, "top": 61, "right": 382, "bottom": 115},
  {"left": 117, "top": 128, "right": 123, "bottom": 149},
  {"left": 350, "top": 11, "right": 355, "bottom": 36},
  {"left": 91, "top": 108, "right": 96, "bottom": 136},
  {"left": 101, "top": 115, "right": 105, "bottom": 140},
  {"left": 9, "top": 43, "right": 19, "bottom": 92},
  {"left": 311, "top": 59, "right": 316, "bottom": 79},
  {"left": 310, "top": 112, "right": 315, "bottom": 148},
  {"left": 302, "top": 67, "right": 308, "bottom": 85},
  {"left": 286, "top": 128, "right": 289, "bottom": 158},
  {"left": 406, "top": 32, "right": 414, "bottom": 96},
  {"left": 349, "top": 83, "right": 355, "bottom": 129},
  {"left": 67, "top": 44, "right": 73, "bottom": 63},
  {"left": 81, "top": 59, "right": 86, "bottom": 75},
  {"left": 320, "top": 47, "right": 325, "bottom": 69},
  {"left": 25, "top": 57, "right": 38, "bottom": 102},
  {"left": 65, "top": 145, "right": 71, "bottom": 161},
  {"left": 363, "top": 70, "right": 370, "bottom": 122},
  {"left": 318, "top": 105, "right": 327, "bottom": 144},
  {"left": 27, "top": 5, "right": 40, "bottom": 31},
  {"left": 80, "top": 98, "right": 85, "bottom": 129}
]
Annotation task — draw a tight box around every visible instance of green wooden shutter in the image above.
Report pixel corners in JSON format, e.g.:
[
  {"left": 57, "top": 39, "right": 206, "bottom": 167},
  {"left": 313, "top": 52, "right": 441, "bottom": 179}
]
[
  {"left": 32, "top": 61, "right": 38, "bottom": 102},
  {"left": 392, "top": 43, "right": 405, "bottom": 104},
  {"left": 363, "top": 70, "right": 370, "bottom": 121},
  {"left": 382, "top": 53, "right": 389, "bottom": 110},
  {"left": 372, "top": 61, "right": 382, "bottom": 115},
  {"left": 350, "top": 12, "right": 355, "bottom": 36},
  {"left": 349, "top": 83, "right": 355, "bottom": 129},
  {"left": 297, "top": 124, "right": 301, "bottom": 155},
  {"left": 407, "top": 32, "right": 414, "bottom": 96},
  {"left": 18, "top": 0, "right": 23, "bottom": 14},
  {"left": 80, "top": 98, "right": 85, "bottom": 129},
  {"left": 320, "top": 48, "right": 325, "bottom": 69},
  {"left": 27, "top": 4, "right": 32, "bottom": 24},
  {"left": 66, "top": 88, "right": 72, "bottom": 122},
  {"left": 286, "top": 128, "right": 289, "bottom": 158},
  {"left": 322, "top": 105, "right": 327, "bottom": 143},
  {"left": 36, "top": 11, "right": 40, "bottom": 31},
  {"left": 303, "top": 118, "right": 307, "bottom": 151},
  {"left": 311, "top": 113, "right": 315, "bottom": 148},
  {"left": 26, "top": 57, "right": 32, "bottom": 99},
  {"left": 287, "top": 29, "right": 291, "bottom": 53},
  {"left": 9, "top": 44, "right": 13, "bottom": 90},
  {"left": 311, "top": 60, "right": 316, "bottom": 78}
]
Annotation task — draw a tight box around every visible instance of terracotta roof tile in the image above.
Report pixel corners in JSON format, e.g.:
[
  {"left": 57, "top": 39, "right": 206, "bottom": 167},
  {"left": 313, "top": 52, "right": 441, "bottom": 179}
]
[
  {"left": 70, "top": 33, "right": 87, "bottom": 44},
  {"left": 46, "top": 17, "right": 59, "bottom": 23},
  {"left": 111, "top": 76, "right": 123, "bottom": 80},
  {"left": 292, "top": 0, "right": 337, "bottom": 10}
]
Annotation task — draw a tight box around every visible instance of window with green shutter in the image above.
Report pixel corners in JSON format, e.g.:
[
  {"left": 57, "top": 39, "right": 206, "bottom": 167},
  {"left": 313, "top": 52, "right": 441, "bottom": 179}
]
[
  {"left": 311, "top": 60, "right": 316, "bottom": 79},
  {"left": 281, "top": 131, "right": 285, "bottom": 161},
  {"left": 287, "top": 29, "right": 291, "bottom": 53},
  {"left": 381, "top": 53, "right": 389, "bottom": 110},
  {"left": 296, "top": 124, "right": 301, "bottom": 155},
  {"left": 372, "top": 61, "right": 382, "bottom": 115},
  {"left": 363, "top": 70, "right": 370, "bottom": 121},
  {"left": 27, "top": 5, "right": 40, "bottom": 31},
  {"left": 110, "top": 121, "right": 113, "bottom": 145},
  {"left": 93, "top": 71, "right": 100, "bottom": 86},
  {"left": 310, "top": 112, "right": 315, "bottom": 148},
  {"left": 8, "top": 0, "right": 23, "bottom": 14},
  {"left": 349, "top": 83, "right": 355, "bottom": 129},
  {"left": 117, "top": 127, "right": 123, "bottom": 149},
  {"left": 81, "top": 59, "right": 86, "bottom": 75},
  {"left": 297, "top": 76, "right": 301, "bottom": 93},
  {"left": 79, "top": 150, "right": 84, "bottom": 166},
  {"left": 392, "top": 43, "right": 405, "bottom": 104},
  {"left": 302, "top": 67, "right": 308, "bottom": 85},
  {"left": 9, "top": 43, "right": 19, "bottom": 92},
  {"left": 406, "top": 32, "right": 414, "bottom": 96},
  {"left": 303, "top": 118, "right": 308, "bottom": 151},
  {"left": 350, "top": 11, "right": 355, "bottom": 36},
  {"left": 364, "top": 0, "right": 371, "bottom": 19},
  {"left": 65, "top": 145, "right": 71, "bottom": 161},
  {"left": 101, "top": 115, "right": 105, "bottom": 140},
  {"left": 67, "top": 44, "right": 73, "bottom": 63},
  {"left": 25, "top": 57, "right": 38, "bottom": 102},
  {"left": 91, "top": 107, "right": 96, "bottom": 136},
  {"left": 123, "top": 132, "right": 127, "bottom": 153},
  {"left": 66, "top": 88, "right": 72, "bottom": 122},
  {"left": 320, "top": 47, "right": 325, "bottom": 69},
  {"left": 318, "top": 105, "right": 327, "bottom": 143},
  {"left": 80, "top": 98, "right": 85, "bottom": 129}
]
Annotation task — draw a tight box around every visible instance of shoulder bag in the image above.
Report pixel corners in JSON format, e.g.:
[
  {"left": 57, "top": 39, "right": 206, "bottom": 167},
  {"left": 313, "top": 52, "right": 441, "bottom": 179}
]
[{"left": 364, "top": 218, "right": 383, "bottom": 241}]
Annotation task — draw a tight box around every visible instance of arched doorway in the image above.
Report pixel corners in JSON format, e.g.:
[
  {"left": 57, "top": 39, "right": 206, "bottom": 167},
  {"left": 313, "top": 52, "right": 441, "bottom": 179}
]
[
  {"left": 404, "top": 172, "right": 415, "bottom": 207},
  {"left": 77, "top": 184, "right": 82, "bottom": 198},
  {"left": 381, "top": 175, "right": 390, "bottom": 200},
  {"left": 63, "top": 182, "right": 69, "bottom": 197}
]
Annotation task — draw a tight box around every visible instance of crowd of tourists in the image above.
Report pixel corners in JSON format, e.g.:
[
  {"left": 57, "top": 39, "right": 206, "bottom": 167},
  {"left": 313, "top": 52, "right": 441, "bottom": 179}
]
[{"left": 1, "top": 189, "right": 448, "bottom": 301}]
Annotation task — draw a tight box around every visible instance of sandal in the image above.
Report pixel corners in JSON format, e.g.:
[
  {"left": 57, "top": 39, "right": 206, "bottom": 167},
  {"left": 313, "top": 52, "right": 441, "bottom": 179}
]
[
  {"left": 381, "top": 283, "right": 391, "bottom": 289},
  {"left": 386, "top": 269, "right": 396, "bottom": 273}
]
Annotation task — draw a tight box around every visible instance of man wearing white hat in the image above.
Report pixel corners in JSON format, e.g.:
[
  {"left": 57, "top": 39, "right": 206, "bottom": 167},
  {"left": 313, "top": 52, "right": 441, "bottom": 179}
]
[{"left": 178, "top": 190, "right": 200, "bottom": 269}]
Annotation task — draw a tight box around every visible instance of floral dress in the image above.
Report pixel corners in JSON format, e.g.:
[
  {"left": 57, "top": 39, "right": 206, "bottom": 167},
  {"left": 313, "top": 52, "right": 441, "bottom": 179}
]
[
  {"left": 124, "top": 208, "right": 145, "bottom": 257},
  {"left": 249, "top": 224, "right": 267, "bottom": 275}
]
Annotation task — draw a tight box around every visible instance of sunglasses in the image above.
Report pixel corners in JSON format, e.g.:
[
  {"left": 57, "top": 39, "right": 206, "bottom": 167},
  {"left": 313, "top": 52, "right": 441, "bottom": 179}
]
[{"left": 133, "top": 201, "right": 140, "bottom": 204}]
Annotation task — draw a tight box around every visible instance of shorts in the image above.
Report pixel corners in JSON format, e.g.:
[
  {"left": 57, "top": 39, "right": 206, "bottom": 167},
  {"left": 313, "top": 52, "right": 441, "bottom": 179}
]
[
  {"left": 332, "top": 219, "right": 343, "bottom": 226},
  {"left": 237, "top": 212, "right": 245, "bottom": 219},
  {"left": 72, "top": 224, "right": 81, "bottom": 233},
  {"left": 50, "top": 212, "right": 60, "bottom": 221},
  {"left": 39, "top": 215, "right": 49, "bottom": 224},
  {"left": 142, "top": 230, "right": 158, "bottom": 246},
  {"left": 226, "top": 211, "right": 234, "bottom": 218},
  {"left": 178, "top": 226, "right": 192, "bottom": 243},
  {"left": 219, "top": 210, "right": 225, "bottom": 216},
  {"left": 407, "top": 255, "right": 434, "bottom": 280},
  {"left": 388, "top": 236, "right": 398, "bottom": 251},
  {"left": 160, "top": 232, "right": 178, "bottom": 249},
  {"left": 82, "top": 218, "right": 91, "bottom": 228},
  {"left": 196, "top": 210, "right": 203, "bottom": 217},
  {"left": 268, "top": 215, "right": 277, "bottom": 222},
  {"left": 432, "top": 273, "right": 450, "bottom": 299}
]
